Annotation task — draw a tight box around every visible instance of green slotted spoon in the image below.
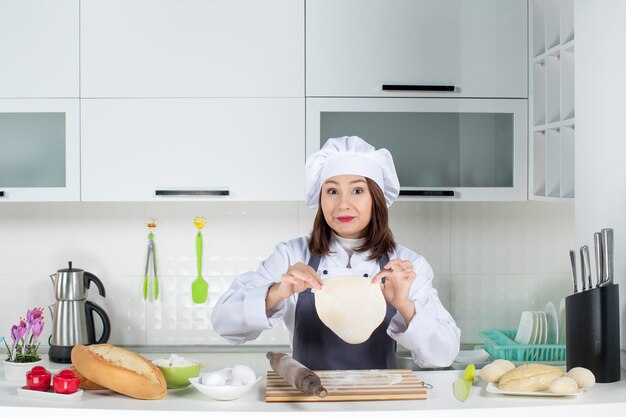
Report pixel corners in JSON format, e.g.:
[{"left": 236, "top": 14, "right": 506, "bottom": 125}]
[{"left": 191, "top": 217, "right": 208, "bottom": 303}]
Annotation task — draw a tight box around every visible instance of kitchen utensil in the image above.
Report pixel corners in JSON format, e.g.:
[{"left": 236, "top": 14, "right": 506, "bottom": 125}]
[
  {"left": 600, "top": 228, "right": 614, "bottom": 286},
  {"left": 566, "top": 284, "right": 620, "bottom": 382},
  {"left": 514, "top": 311, "right": 533, "bottom": 345},
  {"left": 265, "top": 369, "right": 426, "bottom": 402},
  {"left": 594, "top": 232, "right": 603, "bottom": 287},
  {"left": 485, "top": 382, "right": 582, "bottom": 397},
  {"left": 48, "top": 262, "right": 111, "bottom": 363},
  {"left": 190, "top": 374, "right": 261, "bottom": 401},
  {"left": 558, "top": 298, "right": 566, "bottom": 345},
  {"left": 191, "top": 217, "right": 208, "bottom": 304},
  {"left": 266, "top": 352, "right": 327, "bottom": 397},
  {"left": 569, "top": 250, "right": 578, "bottom": 293},
  {"left": 143, "top": 218, "right": 159, "bottom": 302},
  {"left": 453, "top": 364, "right": 475, "bottom": 402},
  {"left": 582, "top": 245, "right": 592, "bottom": 290},
  {"left": 579, "top": 247, "right": 587, "bottom": 291}
]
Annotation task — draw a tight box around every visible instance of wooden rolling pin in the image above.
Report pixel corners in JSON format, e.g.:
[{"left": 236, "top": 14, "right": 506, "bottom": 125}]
[{"left": 266, "top": 352, "right": 328, "bottom": 398}]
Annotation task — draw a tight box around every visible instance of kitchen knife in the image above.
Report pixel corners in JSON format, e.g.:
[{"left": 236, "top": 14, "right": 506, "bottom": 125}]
[
  {"left": 579, "top": 247, "right": 587, "bottom": 291},
  {"left": 569, "top": 249, "right": 578, "bottom": 293},
  {"left": 582, "top": 245, "right": 592, "bottom": 290},
  {"left": 594, "top": 232, "right": 603, "bottom": 288},
  {"left": 600, "top": 228, "right": 614, "bottom": 286}
]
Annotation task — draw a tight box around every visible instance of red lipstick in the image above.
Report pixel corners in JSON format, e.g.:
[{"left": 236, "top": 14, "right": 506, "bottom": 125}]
[{"left": 337, "top": 216, "right": 355, "bottom": 222}]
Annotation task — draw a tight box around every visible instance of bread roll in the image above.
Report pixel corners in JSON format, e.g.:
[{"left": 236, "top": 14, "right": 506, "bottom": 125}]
[
  {"left": 479, "top": 359, "right": 516, "bottom": 383},
  {"left": 566, "top": 367, "right": 595, "bottom": 388},
  {"left": 66, "top": 366, "right": 108, "bottom": 390},
  {"left": 71, "top": 344, "right": 167, "bottom": 400},
  {"left": 498, "top": 364, "right": 564, "bottom": 392},
  {"left": 550, "top": 376, "right": 579, "bottom": 394}
]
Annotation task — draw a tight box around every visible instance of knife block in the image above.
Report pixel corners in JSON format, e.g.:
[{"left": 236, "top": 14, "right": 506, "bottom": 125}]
[{"left": 565, "top": 284, "right": 620, "bottom": 382}]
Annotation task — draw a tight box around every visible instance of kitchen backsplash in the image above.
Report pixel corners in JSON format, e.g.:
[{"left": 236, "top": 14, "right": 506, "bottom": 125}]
[{"left": 0, "top": 201, "right": 574, "bottom": 347}]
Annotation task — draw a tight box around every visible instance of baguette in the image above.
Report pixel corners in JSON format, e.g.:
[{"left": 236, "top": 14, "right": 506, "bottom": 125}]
[
  {"left": 498, "top": 363, "right": 564, "bottom": 392},
  {"left": 66, "top": 366, "right": 108, "bottom": 390},
  {"left": 71, "top": 344, "right": 167, "bottom": 400}
]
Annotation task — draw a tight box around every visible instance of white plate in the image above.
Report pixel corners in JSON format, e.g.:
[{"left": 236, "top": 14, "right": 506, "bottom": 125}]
[
  {"left": 17, "top": 387, "right": 83, "bottom": 402},
  {"left": 486, "top": 383, "right": 583, "bottom": 397},
  {"left": 558, "top": 298, "right": 566, "bottom": 344},
  {"left": 545, "top": 301, "right": 559, "bottom": 344},
  {"left": 515, "top": 311, "right": 534, "bottom": 345}
]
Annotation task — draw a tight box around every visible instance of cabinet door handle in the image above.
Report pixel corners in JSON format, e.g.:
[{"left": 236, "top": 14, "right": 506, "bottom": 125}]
[
  {"left": 399, "top": 190, "right": 455, "bottom": 197},
  {"left": 155, "top": 189, "right": 230, "bottom": 197},
  {"left": 382, "top": 84, "right": 456, "bottom": 92},
  {"left": 0, "top": 191, "right": 4, "bottom": 197}
]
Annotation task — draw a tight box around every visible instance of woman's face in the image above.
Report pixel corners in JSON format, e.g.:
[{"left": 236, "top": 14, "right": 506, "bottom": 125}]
[{"left": 320, "top": 175, "right": 372, "bottom": 239}]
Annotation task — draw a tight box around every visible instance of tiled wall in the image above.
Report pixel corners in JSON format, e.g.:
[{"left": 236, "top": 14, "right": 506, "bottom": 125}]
[{"left": 0, "top": 201, "right": 574, "bottom": 347}]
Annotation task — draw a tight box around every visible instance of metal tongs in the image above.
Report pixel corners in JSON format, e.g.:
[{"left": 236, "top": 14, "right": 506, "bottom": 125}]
[{"left": 143, "top": 218, "right": 159, "bottom": 302}]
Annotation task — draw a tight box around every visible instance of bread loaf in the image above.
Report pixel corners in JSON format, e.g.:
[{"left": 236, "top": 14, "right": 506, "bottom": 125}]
[
  {"left": 66, "top": 366, "right": 108, "bottom": 390},
  {"left": 71, "top": 344, "right": 167, "bottom": 400},
  {"left": 498, "top": 363, "right": 564, "bottom": 392}
]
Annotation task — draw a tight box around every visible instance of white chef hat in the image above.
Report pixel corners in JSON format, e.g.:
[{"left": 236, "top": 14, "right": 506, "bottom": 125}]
[{"left": 304, "top": 136, "right": 400, "bottom": 209}]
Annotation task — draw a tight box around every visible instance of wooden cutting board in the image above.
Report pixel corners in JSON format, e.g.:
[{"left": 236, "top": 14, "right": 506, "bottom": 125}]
[{"left": 265, "top": 369, "right": 427, "bottom": 402}]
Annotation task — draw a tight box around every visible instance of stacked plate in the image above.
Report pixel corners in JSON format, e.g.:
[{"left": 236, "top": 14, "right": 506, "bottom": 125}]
[{"left": 514, "top": 302, "right": 560, "bottom": 345}]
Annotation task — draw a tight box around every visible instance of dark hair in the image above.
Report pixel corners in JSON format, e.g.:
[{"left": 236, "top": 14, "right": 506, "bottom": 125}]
[{"left": 308, "top": 178, "right": 396, "bottom": 260}]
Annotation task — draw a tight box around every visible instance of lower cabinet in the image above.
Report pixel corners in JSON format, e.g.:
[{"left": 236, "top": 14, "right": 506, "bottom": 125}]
[
  {"left": 81, "top": 98, "right": 304, "bottom": 201},
  {"left": 0, "top": 99, "right": 80, "bottom": 201}
]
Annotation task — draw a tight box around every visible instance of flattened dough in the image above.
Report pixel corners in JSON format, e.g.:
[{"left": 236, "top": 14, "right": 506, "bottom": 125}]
[{"left": 314, "top": 276, "right": 386, "bottom": 344}]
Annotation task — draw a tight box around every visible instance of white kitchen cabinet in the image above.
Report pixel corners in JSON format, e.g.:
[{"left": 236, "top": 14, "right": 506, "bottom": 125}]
[
  {"left": 0, "top": 99, "right": 80, "bottom": 201},
  {"left": 307, "top": 98, "right": 527, "bottom": 201},
  {"left": 529, "top": 0, "right": 575, "bottom": 201},
  {"left": 81, "top": 98, "right": 304, "bottom": 201},
  {"left": 306, "top": 0, "right": 527, "bottom": 98},
  {"left": 80, "top": 0, "right": 304, "bottom": 98},
  {"left": 0, "top": 0, "right": 79, "bottom": 98}
]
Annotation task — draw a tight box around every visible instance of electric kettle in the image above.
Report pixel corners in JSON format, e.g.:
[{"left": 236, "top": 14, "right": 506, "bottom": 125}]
[{"left": 48, "top": 262, "right": 111, "bottom": 363}]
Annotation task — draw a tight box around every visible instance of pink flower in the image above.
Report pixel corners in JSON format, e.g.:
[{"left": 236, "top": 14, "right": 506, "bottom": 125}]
[{"left": 11, "top": 319, "right": 27, "bottom": 344}]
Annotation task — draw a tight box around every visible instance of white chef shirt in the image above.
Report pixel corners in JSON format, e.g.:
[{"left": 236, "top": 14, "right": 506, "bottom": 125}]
[{"left": 211, "top": 236, "right": 461, "bottom": 368}]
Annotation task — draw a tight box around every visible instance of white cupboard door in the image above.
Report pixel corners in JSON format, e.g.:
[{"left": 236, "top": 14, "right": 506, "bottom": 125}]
[
  {"left": 0, "top": 99, "right": 80, "bottom": 201},
  {"left": 81, "top": 98, "right": 304, "bottom": 201},
  {"left": 81, "top": 0, "right": 304, "bottom": 98},
  {"left": 0, "top": 0, "right": 79, "bottom": 98},
  {"left": 306, "top": 0, "right": 527, "bottom": 98}
]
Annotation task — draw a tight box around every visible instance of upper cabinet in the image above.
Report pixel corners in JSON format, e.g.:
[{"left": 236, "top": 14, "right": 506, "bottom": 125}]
[
  {"left": 0, "top": 0, "right": 79, "bottom": 98},
  {"left": 81, "top": 98, "right": 304, "bottom": 201},
  {"left": 80, "top": 0, "right": 304, "bottom": 98},
  {"left": 306, "top": 0, "right": 527, "bottom": 98},
  {"left": 529, "top": 0, "right": 575, "bottom": 201},
  {"left": 0, "top": 99, "right": 80, "bottom": 201}
]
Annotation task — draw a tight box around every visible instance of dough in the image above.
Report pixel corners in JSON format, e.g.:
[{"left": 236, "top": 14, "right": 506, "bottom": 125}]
[
  {"left": 498, "top": 363, "right": 564, "bottom": 392},
  {"left": 314, "top": 275, "right": 386, "bottom": 344},
  {"left": 550, "top": 376, "right": 579, "bottom": 394},
  {"left": 479, "top": 360, "right": 515, "bottom": 383},
  {"left": 566, "top": 367, "right": 595, "bottom": 388}
]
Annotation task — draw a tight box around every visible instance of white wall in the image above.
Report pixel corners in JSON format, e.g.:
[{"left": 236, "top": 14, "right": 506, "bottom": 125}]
[
  {"left": 576, "top": 0, "right": 626, "bottom": 365},
  {"left": 0, "top": 201, "right": 573, "bottom": 348}
]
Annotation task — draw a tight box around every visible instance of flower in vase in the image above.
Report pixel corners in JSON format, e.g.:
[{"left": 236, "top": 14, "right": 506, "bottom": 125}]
[{"left": 4, "top": 307, "right": 45, "bottom": 363}]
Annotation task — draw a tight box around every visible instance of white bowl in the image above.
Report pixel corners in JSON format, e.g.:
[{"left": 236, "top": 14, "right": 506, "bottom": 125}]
[{"left": 188, "top": 374, "right": 262, "bottom": 401}]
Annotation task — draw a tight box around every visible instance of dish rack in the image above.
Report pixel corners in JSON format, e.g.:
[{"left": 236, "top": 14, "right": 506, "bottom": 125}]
[{"left": 479, "top": 330, "right": 566, "bottom": 362}]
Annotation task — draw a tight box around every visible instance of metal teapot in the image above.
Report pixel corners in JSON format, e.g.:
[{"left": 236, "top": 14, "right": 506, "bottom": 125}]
[{"left": 48, "top": 262, "right": 111, "bottom": 363}]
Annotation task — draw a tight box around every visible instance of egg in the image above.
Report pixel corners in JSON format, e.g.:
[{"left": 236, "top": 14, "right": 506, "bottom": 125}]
[
  {"left": 202, "top": 371, "right": 228, "bottom": 386},
  {"left": 231, "top": 364, "right": 256, "bottom": 385}
]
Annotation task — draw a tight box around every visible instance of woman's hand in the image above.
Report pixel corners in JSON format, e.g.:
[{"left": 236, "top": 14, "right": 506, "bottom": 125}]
[
  {"left": 371, "top": 258, "right": 416, "bottom": 325},
  {"left": 266, "top": 263, "right": 323, "bottom": 311}
]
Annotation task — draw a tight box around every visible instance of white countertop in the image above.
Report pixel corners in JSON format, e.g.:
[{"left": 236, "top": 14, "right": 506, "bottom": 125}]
[{"left": 2, "top": 352, "right": 626, "bottom": 417}]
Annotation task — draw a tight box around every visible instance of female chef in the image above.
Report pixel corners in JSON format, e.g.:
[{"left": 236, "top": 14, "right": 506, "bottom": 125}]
[{"left": 211, "top": 136, "right": 460, "bottom": 370}]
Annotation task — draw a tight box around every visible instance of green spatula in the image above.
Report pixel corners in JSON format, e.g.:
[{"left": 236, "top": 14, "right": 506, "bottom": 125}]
[{"left": 192, "top": 217, "right": 208, "bottom": 304}]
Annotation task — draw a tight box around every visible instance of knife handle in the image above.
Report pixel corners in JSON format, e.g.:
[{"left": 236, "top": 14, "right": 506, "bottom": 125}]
[
  {"left": 569, "top": 249, "right": 578, "bottom": 293},
  {"left": 579, "top": 248, "right": 587, "bottom": 291},
  {"left": 601, "top": 228, "right": 614, "bottom": 285},
  {"left": 594, "top": 232, "right": 603, "bottom": 288},
  {"left": 582, "top": 245, "right": 592, "bottom": 290}
]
